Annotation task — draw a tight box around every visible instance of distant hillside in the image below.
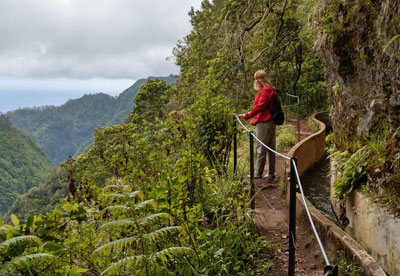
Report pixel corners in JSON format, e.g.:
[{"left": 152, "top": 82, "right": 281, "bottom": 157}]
[
  {"left": 0, "top": 116, "right": 54, "bottom": 216},
  {"left": 5, "top": 167, "right": 68, "bottom": 221},
  {"left": 8, "top": 76, "right": 176, "bottom": 164}
]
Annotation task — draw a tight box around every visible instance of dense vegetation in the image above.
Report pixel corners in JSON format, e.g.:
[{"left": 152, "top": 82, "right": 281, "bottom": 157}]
[
  {"left": 0, "top": 116, "right": 54, "bottom": 216},
  {"left": 0, "top": 0, "right": 334, "bottom": 274},
  {"left": 5, "top": 168, "right": 68, "bottom": 222},
  {"left": 7, "top": 76, "right": 175, "bottom": 164}
]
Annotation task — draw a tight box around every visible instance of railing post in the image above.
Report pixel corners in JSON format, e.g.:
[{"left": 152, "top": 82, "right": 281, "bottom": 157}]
[
  {"left": 324, "top": 265, "right": 338, "bottom": 276},
  {"left": 233, "top": 118, "right": 237, "bottom": 175},
  {"left": 249, "top": 131, "right": 255, "bottom": 210},
  {"left": 289, "top": 157, "right": 297, "bottom": 276},
  {"left": 297, "top": 101, "right": 300, "bottom": 142}
]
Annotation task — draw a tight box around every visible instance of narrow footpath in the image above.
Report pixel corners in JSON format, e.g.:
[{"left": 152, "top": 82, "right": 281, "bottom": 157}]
[{"left": 254, "top": 119, "right": 327, "bottom": 275}]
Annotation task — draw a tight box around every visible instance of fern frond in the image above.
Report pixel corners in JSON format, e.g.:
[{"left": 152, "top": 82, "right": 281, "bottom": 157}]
[
  {"left": 0, "top": 253, "right": 55, "bottom": 272},
  {"left": 0, "top": 235, "right": 41, "bottom": 252},
  {"left": 143, "top": 226, "right": 182, "bottom": 243},
  {"left": 104, "top": 184, "right": 130, "bottom": 191},
  {"left": 94, "top": 236, "right": 138, "bottom": 255},
  {"left": 152, "top": 246, "right": 194, "bottom": 262},
  {"left": 107, "top": 191, "right": 143, "bottom": 200},
  {"left": 100, "top": 254, "right": 145, "bottom": 275},
  {"left": 106, "top": 193, "right": 126, "bottom": 199},
  {"left": 137, "top": 212, "right": 170, "bottom": 226},
  {"left": 134, "top": 199, "right": 157, "bottom": 210},
  {"left": 99, "top": 219, "right": 136, "bottom": 231},
  {"left": 102, "top": 205, "right": 131, "bottom": 212}
]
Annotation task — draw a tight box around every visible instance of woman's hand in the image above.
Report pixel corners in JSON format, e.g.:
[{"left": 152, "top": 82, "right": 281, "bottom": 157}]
[{"left": 238, "top": 113, "right": 244, "bottom": 118}]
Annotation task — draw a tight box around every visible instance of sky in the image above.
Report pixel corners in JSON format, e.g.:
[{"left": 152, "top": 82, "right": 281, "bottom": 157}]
[{"left": 0, "top": 0, "right": 203, "bottom": 113}]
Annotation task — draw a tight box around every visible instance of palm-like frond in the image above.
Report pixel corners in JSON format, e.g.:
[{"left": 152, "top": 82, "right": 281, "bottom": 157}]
[
  {"left": 0, "top": 253, "right": 55, "bottom": 272},
  {"left": 99, "top": 213, "right": 170, "bottom": 231},
  {"left": 136, "top": 212, "right": 170, "bottom": 226},
  {"left": 99, "top": 218, "right": 136, "bottom": 231},
  {"left": 107, "top": 191, "right": 143, "bottom": 200},
  {"left": 100, "top": 247, "right": 194, "bottom": 275},
  {"left": 102, "top": 205, "right": 131, "bottom": 212},
  {"left": 93, "top": 236, "right": 138, "bottom": 255},
  {"left": 152, "top": 246, "right": 194, "bottom": 263},
  {"left": 143, "top": 226, "right": 182, "bottom": 243},
  {"left": 100, "top": 254, "right": 145, "bottom": 275},
  {"left": 134, "top": 199, "right": 157, "bottom": 210},
  {"left": 104, "top": 185, "right": 130, "bottom": 191},
  {"left": 95, "top": 226, "right": 181, "bottom": 255},
  {"left": 0, "top": 235, "right": 41, "bottom": 252}
]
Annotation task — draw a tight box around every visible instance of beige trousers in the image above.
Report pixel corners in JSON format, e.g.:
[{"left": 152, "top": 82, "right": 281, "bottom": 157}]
[{"left": 255, "top": 120, "right": 276, "bottom": 177}]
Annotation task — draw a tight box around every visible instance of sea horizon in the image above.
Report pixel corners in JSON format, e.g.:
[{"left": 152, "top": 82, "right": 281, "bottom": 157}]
[{"left": 0, "top": 77, "right": 137, "bottom": 113}]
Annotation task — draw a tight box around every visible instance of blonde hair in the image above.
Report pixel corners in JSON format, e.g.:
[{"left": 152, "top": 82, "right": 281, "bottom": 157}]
[{"left": 253, "top": 70, "right": 272, "bottom": 90}]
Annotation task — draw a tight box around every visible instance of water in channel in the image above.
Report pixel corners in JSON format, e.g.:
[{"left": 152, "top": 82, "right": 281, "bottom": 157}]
[{"left": 300, "top": 154, "right": 337, "bottom": 222}]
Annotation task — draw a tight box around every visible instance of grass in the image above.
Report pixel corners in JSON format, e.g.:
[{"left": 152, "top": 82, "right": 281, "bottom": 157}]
[
  {"left": 276, "top": 124, "right": 298, "bottom": 151},
  {"left": 308, "top": 118, "right": 319, "bottom": 132},
  {"left": 335, "top": 251, "right": 363, "bottom": 276}
]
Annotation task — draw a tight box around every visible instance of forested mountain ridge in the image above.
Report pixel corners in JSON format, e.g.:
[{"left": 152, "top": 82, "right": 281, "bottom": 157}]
[
  {"left": 5, "top": 167, "right": 68, "bottom": 221},
  {"left": 2, "top": 77, "right": 175, "bottom": 220},
  {"left": 0, "top": 116, "right": 54, "bottom": 216},
  {"left": 7, "top": 76, "right": 175, "bottom": 164}
]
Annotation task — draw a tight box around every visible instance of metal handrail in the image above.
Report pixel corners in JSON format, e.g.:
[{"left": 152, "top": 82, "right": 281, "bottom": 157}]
[
  {"left": 283, "top": 92, "right": 300, "bottom": 108},
  {"left": 291, "top": 158, "right": 330, "bottom": 266},
  {"left": 234, "top": 115, "right": 290, "bottom": 160},
  {"left": 233, "top": 114, "right": 337, "bottom": 275}
]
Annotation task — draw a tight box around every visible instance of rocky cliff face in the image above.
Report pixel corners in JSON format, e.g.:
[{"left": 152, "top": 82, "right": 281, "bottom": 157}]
[{"left": 317, "top": 0, "right": 399, "bottom": 150}]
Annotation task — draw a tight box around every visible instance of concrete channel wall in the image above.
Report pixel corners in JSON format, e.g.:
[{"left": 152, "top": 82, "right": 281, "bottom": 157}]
[
  {"left": 286, "top": 112, "right": 386, "bottom": 276},
  {"left": 331, "top": 164, "right": 400, "bottom": 276}
]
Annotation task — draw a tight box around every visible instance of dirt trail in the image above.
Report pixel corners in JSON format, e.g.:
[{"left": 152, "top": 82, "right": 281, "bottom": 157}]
[{"left": 254, "top": 119, "right": 328, "bottom": 275}]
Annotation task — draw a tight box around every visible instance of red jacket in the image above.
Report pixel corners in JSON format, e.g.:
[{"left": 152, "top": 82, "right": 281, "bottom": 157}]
[{"left": 244, "top": 86, "right": 274, "bottom": 125}]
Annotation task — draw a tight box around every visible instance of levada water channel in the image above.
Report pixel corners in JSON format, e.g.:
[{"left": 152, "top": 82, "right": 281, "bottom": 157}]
[{"left": 300, "top": 153, "right": 338, "bottom": 223}]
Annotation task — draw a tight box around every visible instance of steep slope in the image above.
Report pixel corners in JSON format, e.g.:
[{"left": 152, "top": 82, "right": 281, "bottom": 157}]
[
  {"left": 317, "top": 0, "right": 400, "bottom": 199},
  {"left": 8, "top": 93, "right": 118, "bottom": 164},
  {"left": 0, "top": 116, "right": 54, "bottom": 216},
  {"left": 5, "top": 167, "right": 67, "bottom": 221},
  {"left": 4, "top": 76, "right": 177, "bottom": 220},
  {"left": 7, "top": 76, "right": 176, "bottom": 164}
]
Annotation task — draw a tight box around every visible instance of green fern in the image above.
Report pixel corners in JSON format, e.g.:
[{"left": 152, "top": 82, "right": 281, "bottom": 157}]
[
  {"left": 107, "top": 191, "right": 144, "bottom": 200},
  {"left": 137, "top": 212, "right": 171, "bottom": 225},
  {"left": 152, "top": 246, "right": 194, "bottom": 262},
  {"left": 95, "top": 226, "right": 181, "bottom": 254},
  {"left": 104, "top": 184, "right": 130, "bottom": 191},
  {"left": 99, "top": 212, "right": 170, "bottom": 231},
  {"left": 333, "top": 146, "right": 372, "bottom": 199},
  {"left": 100, "top": 254, "right": 145, "bottom": 275},
  {"left": 0, "top": 253, "right": 55, "bottom": 272},
  {"left": 134, "top": 199, "right": 157, "bottom": 210},
  {"left": 93, "top": 236, "right": 139, "bottom": 254},
  {"left": 100, "top": 247, "right": 194, "bottom": 275},
  {"left": 0, "top": 235, "right": 42, "bottom": 252},
  {"left": 99, "top": 218, "right": 136, "bottom": 230},
  {"left": 102, "top": 205, "right": 131, "bottom": 212},
  {"left": 143, "top": 226, "right": 182, "bottom": 243}
]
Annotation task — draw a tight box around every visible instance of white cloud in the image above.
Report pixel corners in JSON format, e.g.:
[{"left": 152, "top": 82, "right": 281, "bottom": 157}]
[{"left": 0, "top": 0, "right": 202, "bottom": 79}]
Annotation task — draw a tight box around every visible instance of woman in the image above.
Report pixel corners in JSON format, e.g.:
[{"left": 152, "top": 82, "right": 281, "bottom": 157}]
[{"left": 239, "top": 70, "right": 276, "bottom": 180}]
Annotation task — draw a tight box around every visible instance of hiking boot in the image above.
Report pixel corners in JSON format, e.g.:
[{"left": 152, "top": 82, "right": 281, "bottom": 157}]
[
  {"left": 247, "top": 174, "right": 261, "bottom": 179},
  {"left": 263, "top": 174, "right": 275, "bottom": 180}
]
